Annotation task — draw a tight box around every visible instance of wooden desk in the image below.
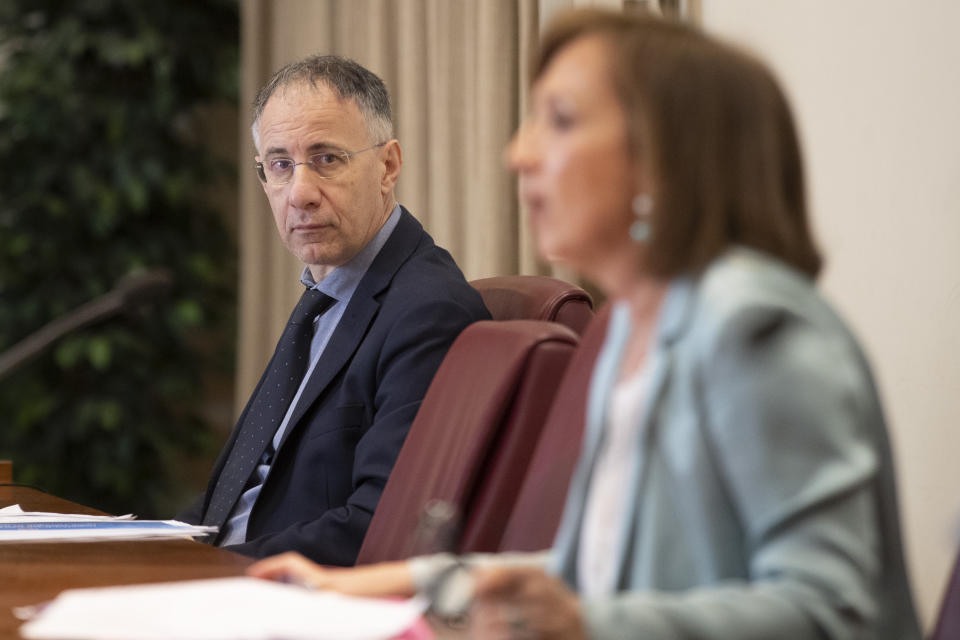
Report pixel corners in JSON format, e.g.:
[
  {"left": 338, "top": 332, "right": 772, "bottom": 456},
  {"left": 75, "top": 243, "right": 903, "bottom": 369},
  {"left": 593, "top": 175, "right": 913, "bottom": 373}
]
[{"left": 0, "top": 486, "right": 252, "bottom": 639}]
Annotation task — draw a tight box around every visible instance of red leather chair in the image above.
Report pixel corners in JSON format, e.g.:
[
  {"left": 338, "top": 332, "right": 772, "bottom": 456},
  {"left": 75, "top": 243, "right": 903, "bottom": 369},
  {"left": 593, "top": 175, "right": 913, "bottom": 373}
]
[
  {"left": 932, "top": 548, "right": 960, "bottom": 639},
  {"left": 356, "top": 319, "right": 579, "bottom": 564},
  {"left": 494, "top": 305, "right": 610, "bottom": 552},
  {"left": 471, "top": 275, "right": 594, "bottom": 335}
]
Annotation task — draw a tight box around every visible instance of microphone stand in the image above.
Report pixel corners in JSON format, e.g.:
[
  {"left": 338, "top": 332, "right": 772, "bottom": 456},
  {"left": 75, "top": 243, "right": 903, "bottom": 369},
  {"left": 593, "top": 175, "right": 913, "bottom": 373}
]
[{"left": 0, "top": 270, "right": 173, "bottom": 382}]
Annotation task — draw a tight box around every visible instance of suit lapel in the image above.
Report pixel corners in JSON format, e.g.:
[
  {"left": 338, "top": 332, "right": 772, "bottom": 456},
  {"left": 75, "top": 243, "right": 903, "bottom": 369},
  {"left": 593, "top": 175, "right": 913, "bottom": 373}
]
[{"left": 275, "top": 208, "right": 425, "bottom": 452}]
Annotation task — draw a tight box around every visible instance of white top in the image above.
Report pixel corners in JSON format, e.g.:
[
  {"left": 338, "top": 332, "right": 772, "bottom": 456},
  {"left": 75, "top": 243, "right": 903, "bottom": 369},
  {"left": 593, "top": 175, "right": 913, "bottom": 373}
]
[{"left": 577, "top": 364, "right": 649, "bottom": 598}]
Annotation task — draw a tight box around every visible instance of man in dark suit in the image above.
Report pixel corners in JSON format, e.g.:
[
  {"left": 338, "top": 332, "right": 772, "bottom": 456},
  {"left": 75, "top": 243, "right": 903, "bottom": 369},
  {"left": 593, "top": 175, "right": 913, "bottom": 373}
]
[{"left": 179, "top": 55, "right": 489, "bottom": 565}]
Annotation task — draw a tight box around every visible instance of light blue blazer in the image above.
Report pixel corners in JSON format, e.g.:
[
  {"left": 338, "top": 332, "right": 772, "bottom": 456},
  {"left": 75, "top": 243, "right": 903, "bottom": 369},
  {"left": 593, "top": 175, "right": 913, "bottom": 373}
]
[{"left": 550, "top": 248, "right": 921, "bottom": 640}]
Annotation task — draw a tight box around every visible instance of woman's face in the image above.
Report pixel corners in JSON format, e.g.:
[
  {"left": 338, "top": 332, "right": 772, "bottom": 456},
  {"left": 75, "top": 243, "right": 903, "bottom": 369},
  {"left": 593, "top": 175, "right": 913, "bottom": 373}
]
[{"left": 508, "top": 35, "right": 642, "bottom": 280}]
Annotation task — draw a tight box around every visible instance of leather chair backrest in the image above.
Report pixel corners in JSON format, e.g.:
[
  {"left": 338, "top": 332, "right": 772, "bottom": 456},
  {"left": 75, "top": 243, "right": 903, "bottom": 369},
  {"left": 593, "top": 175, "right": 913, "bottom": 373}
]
[
  {"left": 496, "top": 304, "right": 611, "bottom": 552},
  {"left": 471, "top": 275, "right": 593, "bottom": 335},
  {"left": 356, "top": 319, "right": 578, "bottom": 564}
]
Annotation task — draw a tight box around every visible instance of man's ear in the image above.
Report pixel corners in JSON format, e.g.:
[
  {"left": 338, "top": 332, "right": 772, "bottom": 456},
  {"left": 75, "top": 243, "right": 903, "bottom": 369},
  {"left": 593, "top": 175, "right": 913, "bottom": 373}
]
[{"left": 380, "top": 140, "right": 402, "bottom": 195}]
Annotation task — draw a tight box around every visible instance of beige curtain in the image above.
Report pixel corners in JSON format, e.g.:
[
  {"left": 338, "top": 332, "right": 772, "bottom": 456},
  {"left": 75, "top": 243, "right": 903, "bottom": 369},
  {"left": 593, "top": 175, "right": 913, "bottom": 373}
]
[{"left": 236, "top": 0, "right": 628, "bottom": 412}]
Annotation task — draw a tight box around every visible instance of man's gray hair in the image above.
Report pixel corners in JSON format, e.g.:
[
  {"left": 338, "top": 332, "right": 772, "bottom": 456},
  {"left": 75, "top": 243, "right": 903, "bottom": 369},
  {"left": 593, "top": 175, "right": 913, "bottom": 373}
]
[{"left": 251, "top": 54, "right": 393, "bottom": 150}]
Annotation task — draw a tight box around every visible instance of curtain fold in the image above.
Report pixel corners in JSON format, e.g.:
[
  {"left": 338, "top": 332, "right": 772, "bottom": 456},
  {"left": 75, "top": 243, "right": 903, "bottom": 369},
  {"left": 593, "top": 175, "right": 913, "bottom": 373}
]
[{"left": 236, "top": 0, "right": 624, "bottom": 413}]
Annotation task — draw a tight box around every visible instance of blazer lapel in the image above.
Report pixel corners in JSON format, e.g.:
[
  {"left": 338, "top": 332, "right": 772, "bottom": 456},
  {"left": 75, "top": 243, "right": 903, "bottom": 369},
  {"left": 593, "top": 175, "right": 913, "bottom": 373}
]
[
  {"left": 275, "top": 208, "right": 425, "bottom": 452},
  {"left": 625, "top": 276, "right": 698, "bottom": 464},
  {"left": 551, "top": 279, "right": 701, "bottom": 588},
  {"left": 549, "top": 304, "right": 631, "bottom": 580},
  {"left": 610, "top": 276, "right": 698, "bottom": 590},
  {"left": 609, "top": 341, "right": 670, "bottom": 589}
]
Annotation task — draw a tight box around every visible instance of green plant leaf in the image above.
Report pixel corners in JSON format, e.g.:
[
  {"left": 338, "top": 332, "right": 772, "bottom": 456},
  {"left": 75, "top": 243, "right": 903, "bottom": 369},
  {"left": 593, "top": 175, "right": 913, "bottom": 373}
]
[{"left": 87, "top": 335, "right": 112, "bottom": 370}]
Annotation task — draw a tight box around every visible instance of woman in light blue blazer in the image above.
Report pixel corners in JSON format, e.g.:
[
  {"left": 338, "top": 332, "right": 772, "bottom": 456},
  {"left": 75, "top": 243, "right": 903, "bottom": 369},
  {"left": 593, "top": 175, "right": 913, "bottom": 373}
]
[{"left": 248, "top": 9, "right": 922, "bottom": 640}]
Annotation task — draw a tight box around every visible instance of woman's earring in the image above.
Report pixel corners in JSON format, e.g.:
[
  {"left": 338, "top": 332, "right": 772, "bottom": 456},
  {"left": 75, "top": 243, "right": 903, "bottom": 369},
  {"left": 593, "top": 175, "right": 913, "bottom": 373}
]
[{"left": 630, "top": 194, "right": 653, "bottom": 243}]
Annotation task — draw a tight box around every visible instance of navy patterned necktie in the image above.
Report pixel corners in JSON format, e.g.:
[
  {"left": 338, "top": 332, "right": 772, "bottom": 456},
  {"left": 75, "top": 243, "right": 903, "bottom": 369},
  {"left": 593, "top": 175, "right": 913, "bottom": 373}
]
[{"left": 202, "top": 288, "right": 334, "bottom": 530}]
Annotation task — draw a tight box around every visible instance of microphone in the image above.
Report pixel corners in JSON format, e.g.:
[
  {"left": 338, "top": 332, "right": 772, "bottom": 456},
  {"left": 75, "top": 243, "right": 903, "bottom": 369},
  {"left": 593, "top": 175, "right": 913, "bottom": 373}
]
[{"left": 0, "top": 269, "right": 173, "bottom": 381}]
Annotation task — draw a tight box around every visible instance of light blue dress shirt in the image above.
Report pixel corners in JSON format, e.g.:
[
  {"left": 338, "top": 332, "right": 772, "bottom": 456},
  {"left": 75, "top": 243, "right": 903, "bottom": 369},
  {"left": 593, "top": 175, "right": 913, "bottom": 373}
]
[{"left": 220, "top": 205, "right": 401, "bottom": 545}]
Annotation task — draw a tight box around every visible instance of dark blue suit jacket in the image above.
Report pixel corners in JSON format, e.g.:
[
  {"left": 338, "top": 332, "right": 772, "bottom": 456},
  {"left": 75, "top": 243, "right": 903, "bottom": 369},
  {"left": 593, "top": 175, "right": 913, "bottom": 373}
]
[{"left": 181, "top": 208, "right": 489, "bottom": 564}]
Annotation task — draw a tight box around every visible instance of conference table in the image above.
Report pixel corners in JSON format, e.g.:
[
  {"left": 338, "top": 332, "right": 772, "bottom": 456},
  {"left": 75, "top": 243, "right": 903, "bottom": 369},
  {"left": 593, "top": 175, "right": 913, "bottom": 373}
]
[
  {"left": 0, "top": 485, "right": 253, "bottom": 638},
  {"left": 1, "top": 485, "right": 457, "bottom": 639}
]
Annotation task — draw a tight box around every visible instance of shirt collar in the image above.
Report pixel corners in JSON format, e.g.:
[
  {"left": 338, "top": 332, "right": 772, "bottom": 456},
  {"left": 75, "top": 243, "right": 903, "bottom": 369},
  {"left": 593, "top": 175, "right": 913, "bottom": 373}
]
[{"left": 299, "top": 203, "right": 402, "bottom": 301}]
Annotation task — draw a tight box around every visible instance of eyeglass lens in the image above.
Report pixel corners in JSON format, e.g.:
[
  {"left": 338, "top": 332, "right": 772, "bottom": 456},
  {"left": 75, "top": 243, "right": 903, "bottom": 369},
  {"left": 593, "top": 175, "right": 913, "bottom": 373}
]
[{"left": 261, "top": 152, "right": 350, "bottom": 184}]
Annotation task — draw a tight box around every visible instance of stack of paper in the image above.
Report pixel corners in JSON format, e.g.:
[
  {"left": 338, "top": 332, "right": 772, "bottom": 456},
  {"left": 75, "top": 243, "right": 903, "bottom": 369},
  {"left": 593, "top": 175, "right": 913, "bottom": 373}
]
[
  {"left": 16, "top": 577, "right": 430, "bottom": 640},
  {"left": 0, "top": 504, "right": 217, "bottom": 542}
]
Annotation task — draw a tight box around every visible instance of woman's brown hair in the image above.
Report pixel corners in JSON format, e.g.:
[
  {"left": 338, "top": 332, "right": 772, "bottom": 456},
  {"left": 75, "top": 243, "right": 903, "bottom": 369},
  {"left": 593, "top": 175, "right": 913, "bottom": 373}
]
[{"left": 536, "top": 9, "right": 822, "bottom": 278}]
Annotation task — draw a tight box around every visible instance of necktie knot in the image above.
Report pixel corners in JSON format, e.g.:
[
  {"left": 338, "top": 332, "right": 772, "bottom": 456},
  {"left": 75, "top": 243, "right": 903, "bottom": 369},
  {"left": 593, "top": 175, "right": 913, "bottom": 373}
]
[{"left": 291, "top": 289, "right": 335, "bottom": 326}]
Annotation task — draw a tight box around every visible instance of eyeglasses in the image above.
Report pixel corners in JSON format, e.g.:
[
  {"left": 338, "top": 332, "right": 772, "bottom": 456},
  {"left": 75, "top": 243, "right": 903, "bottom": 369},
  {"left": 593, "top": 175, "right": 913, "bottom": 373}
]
[{"left": 255, "top": 142, "right": 386, "bottom": 185}]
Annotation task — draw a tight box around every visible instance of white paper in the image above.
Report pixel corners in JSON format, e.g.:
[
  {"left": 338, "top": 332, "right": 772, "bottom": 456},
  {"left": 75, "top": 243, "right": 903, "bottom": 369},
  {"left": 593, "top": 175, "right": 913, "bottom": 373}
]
[
  {"left": 19, "top": 577, "right": 428, "bottom": 640},
  {"left": 0, "top": 504, "right": 135, "bottom": 521},
  {"left": 0, "top": 504, "right": 216, "bottom": 542}
]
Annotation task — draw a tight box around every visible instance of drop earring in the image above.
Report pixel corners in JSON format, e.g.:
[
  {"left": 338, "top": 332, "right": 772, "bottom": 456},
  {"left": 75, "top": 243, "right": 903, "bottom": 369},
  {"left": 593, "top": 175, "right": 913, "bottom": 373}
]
[{"left": 630, "top": 194, "right": 653, "bottom": 243}]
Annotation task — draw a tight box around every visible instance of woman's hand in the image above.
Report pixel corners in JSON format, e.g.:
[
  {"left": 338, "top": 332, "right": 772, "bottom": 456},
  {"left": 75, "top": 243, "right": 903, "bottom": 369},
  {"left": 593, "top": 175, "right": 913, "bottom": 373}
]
[
  {"left": 470, "top": 567, "right": 587, "bottom": 640},
  {"left": 246, "top": 552, "right": 416, "bottom": 598}
]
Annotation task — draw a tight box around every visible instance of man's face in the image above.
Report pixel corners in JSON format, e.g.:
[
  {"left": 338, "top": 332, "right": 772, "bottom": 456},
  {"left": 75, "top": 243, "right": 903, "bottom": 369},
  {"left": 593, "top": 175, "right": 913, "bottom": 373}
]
[{"left": 255, "top": 82, "right": 399, "bottom": 279}]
